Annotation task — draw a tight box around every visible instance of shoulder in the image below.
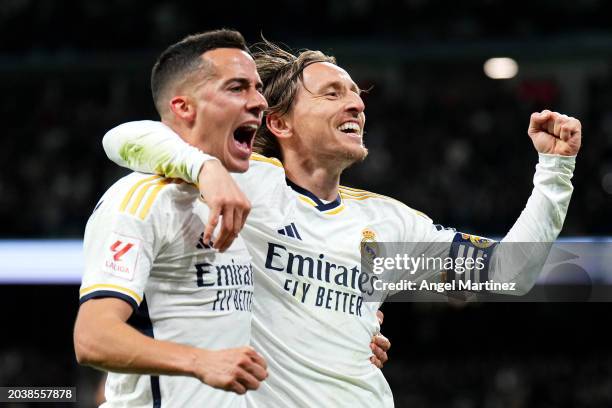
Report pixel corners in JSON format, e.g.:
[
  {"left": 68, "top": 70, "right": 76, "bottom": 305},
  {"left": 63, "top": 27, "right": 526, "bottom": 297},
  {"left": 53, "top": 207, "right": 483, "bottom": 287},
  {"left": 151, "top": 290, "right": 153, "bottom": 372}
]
[
  {"left": 249, "top": 153, "right": 286, "bottom": 177},
  {"left": 240, "top": 153, "right": 288, "bottom": 193},
  {"left": 249, "top": 152, "right": 283, "bottom": 167},
  {"left": 98, "top": 172, "right": 196, "bottom": 221},
  {"left": 339, "top": 185, "right": 432, "bottom": 222}
]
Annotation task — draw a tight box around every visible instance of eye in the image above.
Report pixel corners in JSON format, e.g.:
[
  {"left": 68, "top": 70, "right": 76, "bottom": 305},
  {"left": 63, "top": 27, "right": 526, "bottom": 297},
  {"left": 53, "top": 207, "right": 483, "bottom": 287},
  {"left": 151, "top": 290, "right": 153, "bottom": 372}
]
[
  {"left": 229, "top": 86, "right": 243, "bottom": 93},
  {"left": 326, "top": 91, "right": 339, "bottom": 98}
]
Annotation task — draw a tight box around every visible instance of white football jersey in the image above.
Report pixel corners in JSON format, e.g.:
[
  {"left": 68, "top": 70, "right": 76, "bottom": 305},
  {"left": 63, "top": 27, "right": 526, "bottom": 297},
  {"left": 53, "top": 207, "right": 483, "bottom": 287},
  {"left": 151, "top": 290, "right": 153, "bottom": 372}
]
[
  {"left": 80, "top": 172, "right": 254, "bottom": 408},
  {"left": 236, "top": 155, "right": 439, "bottom": 408},
  {"left": 237, "top": 153, "right": 573, "bottom": 408},
  {"left": 102, "top": 121, "right": 575, "bottom": 408}
]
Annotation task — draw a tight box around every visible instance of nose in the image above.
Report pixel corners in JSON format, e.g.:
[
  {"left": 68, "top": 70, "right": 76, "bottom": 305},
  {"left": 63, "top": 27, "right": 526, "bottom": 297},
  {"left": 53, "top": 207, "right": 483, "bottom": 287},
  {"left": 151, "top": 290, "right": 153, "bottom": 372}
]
[
  {"left": 346, "top": 91, "right": 365, "bottom": 115},
  {"left": 247, "top": 89, "right": 268, "bottom": 118}
]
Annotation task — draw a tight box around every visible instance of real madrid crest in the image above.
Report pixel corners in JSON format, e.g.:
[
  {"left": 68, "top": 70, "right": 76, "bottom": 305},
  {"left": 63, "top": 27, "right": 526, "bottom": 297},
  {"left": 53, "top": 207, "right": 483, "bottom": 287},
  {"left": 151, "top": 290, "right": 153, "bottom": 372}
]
[
  {"left": 360, "top": 228, "right": 379, "bottom": 267},
  {"left": 460, "top": 233, "right": 495, "bottom": 249}
]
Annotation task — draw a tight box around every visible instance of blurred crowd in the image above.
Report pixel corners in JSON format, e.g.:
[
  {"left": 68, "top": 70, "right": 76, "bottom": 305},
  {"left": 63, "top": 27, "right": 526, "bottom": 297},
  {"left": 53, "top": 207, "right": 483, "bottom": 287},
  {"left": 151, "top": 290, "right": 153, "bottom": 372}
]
[
  {"left": 1, "top": 291, "right": 609, "bottom": 407},
  {"left": 2, "top": 0, "right": 611, "bottom": 238},
  {"left": 2, "top": 2, "right": 611, "bottom": 406},
  {"left": 2, "top": 0, "right": 611, "bottom": 52},
  {"left": 2, "top": 52, "right": 611, "bottom": 238},
  {"left": 2, "top": 347, "right": 610, "bottom": 408}
]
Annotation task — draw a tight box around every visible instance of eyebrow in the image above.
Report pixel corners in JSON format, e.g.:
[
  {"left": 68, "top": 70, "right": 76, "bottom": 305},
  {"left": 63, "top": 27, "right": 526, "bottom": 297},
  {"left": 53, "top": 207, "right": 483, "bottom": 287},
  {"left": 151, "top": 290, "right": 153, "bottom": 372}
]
[
  {"left": 222, "top": 77, "right": 263, "bottom": 91},
  {"left": 317, "top": 80, "right": 361, "bottom": 94}
]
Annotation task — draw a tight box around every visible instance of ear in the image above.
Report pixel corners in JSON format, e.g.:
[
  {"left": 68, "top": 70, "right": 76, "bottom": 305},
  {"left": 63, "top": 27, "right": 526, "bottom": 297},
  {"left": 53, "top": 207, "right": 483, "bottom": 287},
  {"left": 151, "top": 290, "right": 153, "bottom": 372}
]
[
  {"left": 266, "top": 112, "right": 293, "bottom": 140},
  {"left": 169, "top": 95, "right": 196, "bottom": 123}
]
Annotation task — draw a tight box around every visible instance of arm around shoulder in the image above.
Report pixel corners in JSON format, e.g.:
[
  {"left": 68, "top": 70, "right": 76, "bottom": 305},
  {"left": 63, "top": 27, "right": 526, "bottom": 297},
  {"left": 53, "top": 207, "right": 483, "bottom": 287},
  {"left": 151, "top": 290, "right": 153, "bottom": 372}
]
[{"left": 102, "top": 120, "right": 216, "bottom": 184}]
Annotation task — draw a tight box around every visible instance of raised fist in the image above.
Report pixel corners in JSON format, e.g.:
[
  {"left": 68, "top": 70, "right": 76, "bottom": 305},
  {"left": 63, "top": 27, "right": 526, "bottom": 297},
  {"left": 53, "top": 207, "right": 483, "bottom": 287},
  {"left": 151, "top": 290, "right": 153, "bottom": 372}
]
[{"left": 528, "top": 110, "right": 581, "bottom": 156}]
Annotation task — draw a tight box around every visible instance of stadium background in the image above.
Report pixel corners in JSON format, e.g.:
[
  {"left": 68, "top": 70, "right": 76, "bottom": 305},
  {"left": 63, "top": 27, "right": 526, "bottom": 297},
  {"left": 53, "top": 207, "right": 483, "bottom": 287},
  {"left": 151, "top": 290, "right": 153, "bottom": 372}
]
[{"left": 2, "top": 0, "right": 612, "bottom": 406}]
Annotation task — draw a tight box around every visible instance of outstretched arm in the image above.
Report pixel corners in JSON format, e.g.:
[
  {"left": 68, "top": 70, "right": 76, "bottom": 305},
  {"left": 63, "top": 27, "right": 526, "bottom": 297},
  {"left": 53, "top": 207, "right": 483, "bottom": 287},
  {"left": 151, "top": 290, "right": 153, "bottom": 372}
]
[
  {"left": 488, "top": 110, "right": 581, "bottom": 292},
  {"left": 504, "top": 110, "right": 580, "bottom": 242},
  {"left": 103, "top": 121, "right": 250, "bottom": 251},
  {"left": 405, "top": 111, "right": 581, "bottom": 296}
]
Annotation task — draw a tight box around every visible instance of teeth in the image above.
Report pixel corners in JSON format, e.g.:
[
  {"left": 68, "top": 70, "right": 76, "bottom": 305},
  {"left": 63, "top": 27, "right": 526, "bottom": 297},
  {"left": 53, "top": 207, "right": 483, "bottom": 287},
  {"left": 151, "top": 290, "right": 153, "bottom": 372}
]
[
  {"left": 243, "top": 124, "right": 258, "bottom": 130},
  {"left": 337, "top": 122, "right": 361, "bottom": 133}
]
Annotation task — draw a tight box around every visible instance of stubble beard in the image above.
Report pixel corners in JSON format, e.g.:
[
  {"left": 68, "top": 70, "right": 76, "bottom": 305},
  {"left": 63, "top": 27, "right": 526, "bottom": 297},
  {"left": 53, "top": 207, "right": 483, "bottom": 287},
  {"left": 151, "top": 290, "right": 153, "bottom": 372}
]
[{"left": 335, "top": 143, "right": 368, "bottom": 172}]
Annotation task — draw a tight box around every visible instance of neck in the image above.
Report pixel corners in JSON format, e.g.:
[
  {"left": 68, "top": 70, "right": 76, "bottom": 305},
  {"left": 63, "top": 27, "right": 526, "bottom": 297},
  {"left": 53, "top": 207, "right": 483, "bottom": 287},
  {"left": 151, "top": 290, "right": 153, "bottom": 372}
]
[
  {"left": 282, "top": 150, "right": 344, "bottom": 201},
  {"left": 162, "top": 118, "right": 193, "bottom": 146}
]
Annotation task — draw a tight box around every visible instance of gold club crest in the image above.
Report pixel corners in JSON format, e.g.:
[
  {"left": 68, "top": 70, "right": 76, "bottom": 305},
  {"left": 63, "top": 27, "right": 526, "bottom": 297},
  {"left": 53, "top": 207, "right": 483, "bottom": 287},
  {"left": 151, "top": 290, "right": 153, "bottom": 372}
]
[
  {"left": 360, "top": 228, "right": 379, "bottom": 265},
  {"left": 461, "top": 233, "right": 495, "bottom": 249}
]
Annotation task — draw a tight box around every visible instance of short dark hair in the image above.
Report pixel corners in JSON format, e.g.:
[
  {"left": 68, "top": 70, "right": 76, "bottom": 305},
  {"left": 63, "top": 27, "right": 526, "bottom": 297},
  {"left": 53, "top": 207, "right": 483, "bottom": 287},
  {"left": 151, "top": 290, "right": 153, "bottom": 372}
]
[
  {"left": 151, "top": 29, "right": 249, "bottom": 116},
  {"left": 251, "top": 40, "right": 336, "bottom": 160}
]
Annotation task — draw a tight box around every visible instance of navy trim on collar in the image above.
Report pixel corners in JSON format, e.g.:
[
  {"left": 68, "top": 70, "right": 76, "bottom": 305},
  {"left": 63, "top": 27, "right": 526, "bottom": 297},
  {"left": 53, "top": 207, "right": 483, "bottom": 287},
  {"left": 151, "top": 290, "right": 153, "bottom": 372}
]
[{"left": 286, "top": 178, "right": 342, "bottom": 212}]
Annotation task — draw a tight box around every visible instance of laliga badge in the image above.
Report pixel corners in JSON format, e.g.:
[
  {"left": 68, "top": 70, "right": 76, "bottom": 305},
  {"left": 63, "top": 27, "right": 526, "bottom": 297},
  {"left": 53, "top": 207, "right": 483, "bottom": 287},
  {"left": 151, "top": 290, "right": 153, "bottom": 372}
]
[{"left": 102, "top": 232, "right": 141, "bottom": 280}]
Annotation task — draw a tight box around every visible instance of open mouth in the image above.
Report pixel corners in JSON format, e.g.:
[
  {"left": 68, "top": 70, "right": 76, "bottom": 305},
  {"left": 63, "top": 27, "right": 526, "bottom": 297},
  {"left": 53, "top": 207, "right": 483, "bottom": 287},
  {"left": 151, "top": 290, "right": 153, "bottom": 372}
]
[
  {"left": 337, "top": 122, "right": 362, "bottom": 136},
  {"left": 232, "top": 124, "right": 258, "bottom": 154}
]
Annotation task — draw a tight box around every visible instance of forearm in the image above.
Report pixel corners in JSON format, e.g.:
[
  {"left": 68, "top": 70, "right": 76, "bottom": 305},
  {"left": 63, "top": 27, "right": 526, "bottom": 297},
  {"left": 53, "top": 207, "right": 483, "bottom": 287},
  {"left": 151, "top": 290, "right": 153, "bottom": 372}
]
[
  {"left": 502, "top": 153, "right": 575, "bottom": 243},
  {"left": 74, "top": 302, "right": 197, "bottom": 377},
  {"left": 103, "top": 120, "right": 215, "bottom": 184},
  {"left": 84, "top": 324, "right": 196, "bottom": 375},
  {"left": 490, "top": 153, "right": 575, "bottom": 292}
]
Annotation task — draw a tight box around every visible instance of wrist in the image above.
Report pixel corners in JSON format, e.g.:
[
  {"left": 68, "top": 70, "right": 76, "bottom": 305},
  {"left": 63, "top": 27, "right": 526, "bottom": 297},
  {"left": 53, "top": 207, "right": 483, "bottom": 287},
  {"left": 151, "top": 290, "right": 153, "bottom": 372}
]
[
  {"left": 182, "top": 347, "right": 203, "bottom": 379},
  {"left": 197, "top": 157, "right": 221, "bottom": 184},
  {"left": 537, "top": 152, "right": 576, "bottom": 169},
  {"left": 536, "top": 153, "right": 575, "bottom": 181}
]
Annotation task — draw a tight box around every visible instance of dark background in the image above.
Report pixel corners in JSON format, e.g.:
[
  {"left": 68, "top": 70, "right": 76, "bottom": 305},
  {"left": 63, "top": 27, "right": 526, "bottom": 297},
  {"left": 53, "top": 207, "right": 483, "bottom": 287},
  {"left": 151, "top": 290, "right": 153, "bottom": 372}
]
[{"left": 2, "top": 0, "right": 612, "bottom": 406}]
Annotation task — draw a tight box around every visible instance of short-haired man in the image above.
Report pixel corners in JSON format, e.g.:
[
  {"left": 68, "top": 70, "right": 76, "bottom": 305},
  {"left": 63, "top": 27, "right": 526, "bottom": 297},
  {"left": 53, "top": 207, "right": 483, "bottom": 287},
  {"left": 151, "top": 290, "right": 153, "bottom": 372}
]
[
  {"left": 74, "top": 29, "right": 268, "bottom": 407},
  {"left": 102, "top": 40, "right": 581, "bottom": 407}
]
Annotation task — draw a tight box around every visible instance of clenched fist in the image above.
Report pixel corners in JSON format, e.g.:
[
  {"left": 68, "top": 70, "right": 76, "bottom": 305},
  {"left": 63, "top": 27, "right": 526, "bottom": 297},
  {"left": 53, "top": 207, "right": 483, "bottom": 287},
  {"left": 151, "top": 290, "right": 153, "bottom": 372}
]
[
  {"left": 194, "top": 346, "right": 267, "bottom": 394},
  {"left": 528, "top": 110, "right": 582, "bottom": 156}
]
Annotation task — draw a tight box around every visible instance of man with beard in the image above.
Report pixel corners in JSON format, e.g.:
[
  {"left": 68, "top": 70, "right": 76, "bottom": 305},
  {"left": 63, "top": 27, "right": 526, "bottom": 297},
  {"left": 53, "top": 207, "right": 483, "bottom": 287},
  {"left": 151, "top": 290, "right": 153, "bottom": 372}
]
[{"left": 101, "top": 40, "right": 581, "bottom": 407}]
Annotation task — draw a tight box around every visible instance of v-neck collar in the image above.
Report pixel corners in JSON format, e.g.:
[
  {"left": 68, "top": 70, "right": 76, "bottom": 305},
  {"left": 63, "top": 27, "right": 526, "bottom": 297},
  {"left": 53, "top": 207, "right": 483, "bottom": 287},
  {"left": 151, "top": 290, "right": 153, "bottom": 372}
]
[{"left": 286, "top": 178, "right": 343, "bottom": 212}]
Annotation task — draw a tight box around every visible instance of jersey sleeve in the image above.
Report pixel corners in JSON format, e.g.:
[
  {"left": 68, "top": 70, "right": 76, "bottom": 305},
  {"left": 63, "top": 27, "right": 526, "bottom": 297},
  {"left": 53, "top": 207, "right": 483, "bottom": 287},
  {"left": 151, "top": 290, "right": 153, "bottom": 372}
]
[
  {"left": 392, "top": 153, "right": 575, "bottom": 295},
  {"left": 486, "top": 153, "right": 575, "bottom": 293},
  {"left": 102, "top": 120, "right": 285, "bottom": 209},
  {"left": 79, "top": 176, "right": 171, "bottom": 310},
  {"left": 103, "top": 120, "right": 217, "bottom": 185}
]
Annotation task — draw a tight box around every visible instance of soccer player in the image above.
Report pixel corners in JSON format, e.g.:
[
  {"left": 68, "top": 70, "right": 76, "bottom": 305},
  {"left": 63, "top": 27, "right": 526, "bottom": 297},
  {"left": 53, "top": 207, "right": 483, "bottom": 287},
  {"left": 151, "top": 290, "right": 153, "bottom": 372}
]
[
  {"left": 73, "top": 30, "right": 269, "bottom": 407},
  {"left": 102, "top": 41, "right": 581, "bottom": 407}
]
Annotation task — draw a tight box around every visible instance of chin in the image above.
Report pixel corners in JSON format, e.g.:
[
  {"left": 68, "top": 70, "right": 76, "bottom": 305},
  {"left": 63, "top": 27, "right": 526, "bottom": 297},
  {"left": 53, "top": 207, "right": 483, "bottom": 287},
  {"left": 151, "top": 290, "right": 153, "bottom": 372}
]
[
  {"left": 225, "top": 157, "right": 250, "bottom": 173},
  {"left": 331, "top": 145, "right": 368, "bottom": 171},
  {"left": 345, "top": 145, "right": 368, "bottom": 164}
]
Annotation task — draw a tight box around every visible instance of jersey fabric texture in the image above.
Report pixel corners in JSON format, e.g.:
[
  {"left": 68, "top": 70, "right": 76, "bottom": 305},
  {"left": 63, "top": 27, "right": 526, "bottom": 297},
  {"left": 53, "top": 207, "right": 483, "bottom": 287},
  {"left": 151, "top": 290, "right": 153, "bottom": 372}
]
[
  {"left": 102, "top": 121, "right": 575, "bottom": 407},
  {"left": 80, "top": 172, "right": 253, "bottom": 408}
]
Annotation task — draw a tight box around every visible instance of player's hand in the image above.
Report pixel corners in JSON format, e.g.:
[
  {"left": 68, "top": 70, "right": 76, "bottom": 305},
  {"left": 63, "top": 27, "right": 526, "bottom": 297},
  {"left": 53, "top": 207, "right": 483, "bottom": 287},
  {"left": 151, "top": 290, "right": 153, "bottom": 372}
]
[
  {"left": 370, "top": 310, "right": 391, "bottom": 369},
  {"left": 528, "top": 110, "right": 582, "bottom": 156},
  {"left": 194, "top": 347, "right": 268, "bottom": 394},
  {"left": 198, "top": 160, "right": 251, "bottom": 252}
]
